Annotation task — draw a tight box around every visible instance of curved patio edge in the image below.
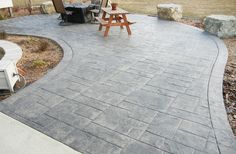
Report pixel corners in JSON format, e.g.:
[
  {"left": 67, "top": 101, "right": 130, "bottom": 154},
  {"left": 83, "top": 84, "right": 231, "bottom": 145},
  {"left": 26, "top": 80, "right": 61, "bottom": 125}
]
[
  {"left": 170, "top": 20, "right": 236, "bottom": 153},
  {"left": 208, "top": 35, "right": 236, "bottom": 153}
]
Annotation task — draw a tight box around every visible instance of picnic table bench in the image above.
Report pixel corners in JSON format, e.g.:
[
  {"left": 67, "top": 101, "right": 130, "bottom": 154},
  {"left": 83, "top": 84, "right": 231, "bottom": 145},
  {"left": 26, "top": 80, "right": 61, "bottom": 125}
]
[{"left": 95, "top": 7, "right": 135, "bottom": 37}]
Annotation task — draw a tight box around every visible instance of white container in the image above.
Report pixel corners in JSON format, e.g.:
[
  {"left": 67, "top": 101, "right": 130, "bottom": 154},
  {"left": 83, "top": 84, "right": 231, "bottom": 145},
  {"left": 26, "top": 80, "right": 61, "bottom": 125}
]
[
  {"left": 0, "top": 61, "right": 19, "bottom": 92},
  {"left": 0, "top": 40, "right": 22, "bottom": 92}
]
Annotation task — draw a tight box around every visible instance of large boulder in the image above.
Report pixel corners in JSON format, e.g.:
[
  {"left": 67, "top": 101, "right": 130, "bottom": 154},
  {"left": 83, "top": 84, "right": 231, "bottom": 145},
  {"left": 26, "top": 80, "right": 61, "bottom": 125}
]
[
  {"left": 203, "top": 15, "right": 236, "bottom": 38},
  {"left": 40, "top": 1, "right": 55, "bottom": 14},
  {"left": 157, "top": 3, "right": 182, "bottom": 21}
]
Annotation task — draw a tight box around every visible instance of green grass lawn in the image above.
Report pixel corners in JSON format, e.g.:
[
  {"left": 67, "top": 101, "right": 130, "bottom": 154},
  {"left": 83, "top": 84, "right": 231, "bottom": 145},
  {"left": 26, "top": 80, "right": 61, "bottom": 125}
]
[
  {"left": 12, "top": 0, "right": 236, "bottom": 18},
  {"left": 114, "top": 0, "right": 236, "bottom": 18}
]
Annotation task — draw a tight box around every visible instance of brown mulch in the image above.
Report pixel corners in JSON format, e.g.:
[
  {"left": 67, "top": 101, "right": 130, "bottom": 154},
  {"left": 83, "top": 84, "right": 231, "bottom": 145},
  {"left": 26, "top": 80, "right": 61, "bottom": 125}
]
[
  {"left": 179, "top": 18, "right": 204, "bottom": 29},
  {"left": 0, "top": 35, "right": 63, "bottom": 101},
  {"left": 223, "top": 38, "right": 236, "bottom": 135},
  {"left": 8, "top": 35, "right": 63, "bottom": 84}
]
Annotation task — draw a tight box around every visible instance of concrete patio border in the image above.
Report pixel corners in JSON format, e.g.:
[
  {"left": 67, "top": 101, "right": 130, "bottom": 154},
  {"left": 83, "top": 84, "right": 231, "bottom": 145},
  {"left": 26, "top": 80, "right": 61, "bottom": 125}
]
[
  {"left": 207, "top": 36, "right": 236, "bottom": 153},
  {"left": 176, "top": 21, "right": 236, "bottom": 153}
]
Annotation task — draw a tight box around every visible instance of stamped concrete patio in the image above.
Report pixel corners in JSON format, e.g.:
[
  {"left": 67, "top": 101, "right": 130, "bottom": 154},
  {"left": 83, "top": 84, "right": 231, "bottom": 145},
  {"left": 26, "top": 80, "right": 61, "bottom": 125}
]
[{"left": 0, "top": 14, "right": 235, "bottom": 154}]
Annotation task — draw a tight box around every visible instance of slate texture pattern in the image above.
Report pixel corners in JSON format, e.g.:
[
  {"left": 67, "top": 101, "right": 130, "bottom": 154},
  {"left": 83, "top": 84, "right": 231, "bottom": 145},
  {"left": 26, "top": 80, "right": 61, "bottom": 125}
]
[{"left": 0, "top": 14, "right": 235, "bottom": 154}]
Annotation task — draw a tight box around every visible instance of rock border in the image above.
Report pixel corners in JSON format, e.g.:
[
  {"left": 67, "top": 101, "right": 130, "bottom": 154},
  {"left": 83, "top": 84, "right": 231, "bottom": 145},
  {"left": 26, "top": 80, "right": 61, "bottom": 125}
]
[
  {"left": 203, "top": 15, "right": 236, "bottom": 38},
  {"left": 157, "top": 3, "right": 183, "bottom": 21}
]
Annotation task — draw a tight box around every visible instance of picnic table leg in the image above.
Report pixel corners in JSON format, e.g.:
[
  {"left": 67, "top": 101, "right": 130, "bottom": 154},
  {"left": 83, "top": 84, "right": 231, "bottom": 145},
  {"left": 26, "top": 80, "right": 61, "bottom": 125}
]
[
  {"left": 99, "top": 24, "right": 103, "bottom": 31},
  {"left": 122, "top": 14, "right": 131, "bottom": 35},
  {"left": 104, "top": 15, "right": 113, "bottom": 37},
  {"left": 99, "top": 24, "right": 102, "bottom": 31},
  {"left": 99, "top": 12, "right": 107, "bottom": 31},
  {"left": 115, "top": 15, "right": 123, "bottom": 29}
]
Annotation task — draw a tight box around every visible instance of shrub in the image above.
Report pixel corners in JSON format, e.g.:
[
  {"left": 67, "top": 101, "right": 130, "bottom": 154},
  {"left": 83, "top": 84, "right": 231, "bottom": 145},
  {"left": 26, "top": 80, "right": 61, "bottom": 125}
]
[
  {"left": 0, "top": 31, "right": 7, "bottom": 39},
  {"left": 38, "top": 40, "right": 49, "bottom": 52},
  {"left": 31, "top": 59, "right": 47, "bottom": 68}
]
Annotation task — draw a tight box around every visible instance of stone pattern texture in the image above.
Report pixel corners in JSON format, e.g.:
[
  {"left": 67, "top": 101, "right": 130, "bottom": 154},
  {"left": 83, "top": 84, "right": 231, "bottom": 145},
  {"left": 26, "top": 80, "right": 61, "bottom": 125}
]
[
  {"left": 157, "top": 3, "right": 182, "bottom": 21},
  {"left": 0, "top": 14, "right": 235, "bottom": 154},
  {"left": 40, "top": 1, "right": 56, "bottom": 14},
  {"left": 203, "top": 15, "right": 236, "bottom": 38}
]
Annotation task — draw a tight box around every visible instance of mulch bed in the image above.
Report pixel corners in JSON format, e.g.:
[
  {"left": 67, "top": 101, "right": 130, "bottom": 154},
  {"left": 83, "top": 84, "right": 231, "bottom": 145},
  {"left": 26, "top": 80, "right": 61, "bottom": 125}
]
[
  {"left": 0, "top": 34, "right": 63, "bottom": 101},
  {"left": 223, "top": 38, "right": 236, "bottom": 135}
]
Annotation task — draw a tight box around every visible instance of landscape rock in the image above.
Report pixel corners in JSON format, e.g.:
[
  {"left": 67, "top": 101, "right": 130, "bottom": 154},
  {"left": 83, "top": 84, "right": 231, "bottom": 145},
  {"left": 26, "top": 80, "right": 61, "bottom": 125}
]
[
  {"left": 203, "top": 15, "right": 236, "bottom": 38},
  {"left": 157, "top": 3, "right": 182, "bottom": 21},
  {"left": 40, "top": 1, "right": 55, "bottom": 14}
]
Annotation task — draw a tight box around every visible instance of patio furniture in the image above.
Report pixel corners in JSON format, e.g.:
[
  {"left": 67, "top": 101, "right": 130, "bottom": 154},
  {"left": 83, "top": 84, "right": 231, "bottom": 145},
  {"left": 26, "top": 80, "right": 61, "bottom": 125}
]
[
  {"left": 90, "top": 0, "right": 109, "bottom": 23},
  {"left": 52, "top": 0, "right": 71, "bottom": 25},
  {"left": 52, "top": 0, "right": 95, "bottom": 25},
  {"left": 0, "top": 0, "right": 13, "bottom": 17},
  {"left": 96, "top": 7, "right": 135, "bottom": 37},
  {"left": 65, "top": 3, "right": 95, "bottom": 23}
]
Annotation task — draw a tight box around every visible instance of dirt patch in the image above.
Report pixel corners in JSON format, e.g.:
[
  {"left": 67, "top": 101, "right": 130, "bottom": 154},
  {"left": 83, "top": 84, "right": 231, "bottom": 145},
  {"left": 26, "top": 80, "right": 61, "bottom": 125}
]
[
  {"left": 179, "top": 18, "right": 204, "bottom": 29},
  {"left": 223, "top": 38, "right": 236, "bottom": 135},
  {"left": 0, "top": 35, "right": 63, "bottom": 101}
]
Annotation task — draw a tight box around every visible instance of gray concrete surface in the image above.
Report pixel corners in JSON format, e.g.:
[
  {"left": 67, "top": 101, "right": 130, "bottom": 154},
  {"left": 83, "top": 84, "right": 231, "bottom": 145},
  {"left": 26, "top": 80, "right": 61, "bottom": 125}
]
[
  {"left": 0, "top": 14, "right": 235, "bottom": 154},
  {"left": 0, "top": 112, "right": 81, "bottom": 154}
]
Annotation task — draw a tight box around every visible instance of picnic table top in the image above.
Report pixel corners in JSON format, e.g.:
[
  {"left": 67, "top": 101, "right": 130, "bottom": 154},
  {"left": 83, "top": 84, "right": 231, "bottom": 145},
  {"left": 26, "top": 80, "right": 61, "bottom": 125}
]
[{"left": 102, "top": 7, "right": 129, "bottom": 15}]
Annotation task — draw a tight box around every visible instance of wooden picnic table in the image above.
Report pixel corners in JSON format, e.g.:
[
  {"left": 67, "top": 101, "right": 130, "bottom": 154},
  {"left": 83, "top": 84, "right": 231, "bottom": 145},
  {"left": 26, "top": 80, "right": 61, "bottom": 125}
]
[{"left": 95, "top": 7, "right": 134, "bottom": 37}]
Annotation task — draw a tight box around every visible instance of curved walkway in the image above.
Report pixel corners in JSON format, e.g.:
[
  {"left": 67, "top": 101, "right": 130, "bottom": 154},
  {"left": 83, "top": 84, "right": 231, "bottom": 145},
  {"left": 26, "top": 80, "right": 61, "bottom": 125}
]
[{"left": 0, "top": 14, "right": 235, "bottom": 154}]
